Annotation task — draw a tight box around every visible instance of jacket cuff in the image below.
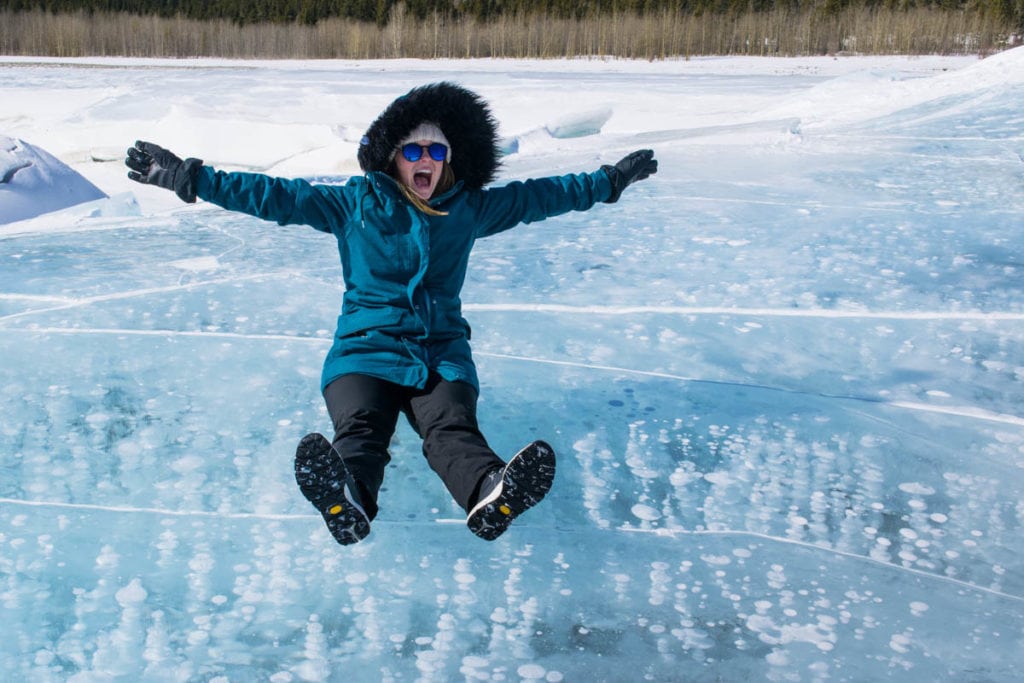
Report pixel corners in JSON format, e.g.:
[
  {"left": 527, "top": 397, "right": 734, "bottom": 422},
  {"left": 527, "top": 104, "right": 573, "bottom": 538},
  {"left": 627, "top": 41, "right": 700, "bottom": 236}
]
[
  {"left": 600, "top": 165, "right": 623, "bottom": 203},
  {"left": 174, "top": 157, "right": 204, "bottom": 204}
]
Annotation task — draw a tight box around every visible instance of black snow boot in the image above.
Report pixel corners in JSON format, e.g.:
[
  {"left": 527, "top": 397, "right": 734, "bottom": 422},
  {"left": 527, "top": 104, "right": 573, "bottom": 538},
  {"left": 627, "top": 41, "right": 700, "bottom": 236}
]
[
  {"left": 466, "top": 440, "right": 556, "bottom": 541},
  {"left": 295, "top": 433, "right": 371, "bottom": 545}
]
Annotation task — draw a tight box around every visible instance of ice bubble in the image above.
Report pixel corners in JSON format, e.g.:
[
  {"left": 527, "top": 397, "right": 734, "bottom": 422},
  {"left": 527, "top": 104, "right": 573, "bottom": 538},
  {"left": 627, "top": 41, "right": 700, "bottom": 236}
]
[
  {"left": 115, "top": 579, "right": 147, "bottom": 606},
  {"left": 704, "top": 471, "right": 732, "bottom": 486},
  {"left": 187, "top": 630, "right": 210, "bottom": 646},
  {"left": 189, "top": 553, "right": 215, "bottom": 572},
  {"left": 345, "top": 572, "right": 369, "bottom": 585},
  {"left": 628, "top": 465, "right": 660, "bottom": 480},
  {"left": 889, "top": 633, "right": 912, "bottom": 653},
  {"left": 171, "top": 454, "right": 204, "bottom": 473},
  {"left": 746, "top": 615, "right": 775, "bottom": 637},
  {"left": 517, "top": 663, "right": 547, "bottom": 680},
  {"left": 631, "top": 504, "right": 662, "bottom": 521},
  {"left": 96, "top": 544, "right": 119, "bottom": 569},
  {"left": 292, "top": 660, "right": 328, "bottom": 682},
  {"left": 898, "top": 482, "right": 935, "bottom": 496},
  {"left": 929, "top": 513, "right": 948, "bottom": 523},
  {"left": 669, "top": 469, "right": 700, "bottom": 486},
  {"left": 910, "top": 601, "right": 929, "bottom": 615}
]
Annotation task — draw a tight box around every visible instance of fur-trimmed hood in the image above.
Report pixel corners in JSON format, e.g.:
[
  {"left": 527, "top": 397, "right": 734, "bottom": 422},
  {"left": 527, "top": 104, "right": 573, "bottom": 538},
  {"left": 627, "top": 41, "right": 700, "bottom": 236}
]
[{"left": 358, "top": 82, "right": 501, "bottom": 190}]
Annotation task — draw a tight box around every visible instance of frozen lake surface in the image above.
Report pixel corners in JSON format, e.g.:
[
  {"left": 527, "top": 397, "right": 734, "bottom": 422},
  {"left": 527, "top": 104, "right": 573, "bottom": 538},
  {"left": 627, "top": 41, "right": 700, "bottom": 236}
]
[{"left": 1, "top": 50, "right": 1023, "bottom": 681}]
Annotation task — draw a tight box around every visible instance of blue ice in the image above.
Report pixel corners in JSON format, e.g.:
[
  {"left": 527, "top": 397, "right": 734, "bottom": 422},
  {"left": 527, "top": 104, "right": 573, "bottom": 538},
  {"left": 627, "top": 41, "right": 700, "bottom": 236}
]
[{"left": 1, "top": 51, "right": 1023, "bottom": 681}]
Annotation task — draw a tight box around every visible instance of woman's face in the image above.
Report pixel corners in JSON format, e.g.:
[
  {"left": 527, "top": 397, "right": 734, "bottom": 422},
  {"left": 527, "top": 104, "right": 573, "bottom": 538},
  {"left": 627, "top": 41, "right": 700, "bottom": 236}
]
[{"left": 395, "top": 139, "right": 444, "bottom": 200}]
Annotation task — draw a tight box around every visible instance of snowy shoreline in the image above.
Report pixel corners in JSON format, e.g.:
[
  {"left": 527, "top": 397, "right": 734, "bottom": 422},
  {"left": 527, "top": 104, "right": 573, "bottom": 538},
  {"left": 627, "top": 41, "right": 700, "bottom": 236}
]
[{"left": 0, "top": 52, "right": 980, "bottom": 74}]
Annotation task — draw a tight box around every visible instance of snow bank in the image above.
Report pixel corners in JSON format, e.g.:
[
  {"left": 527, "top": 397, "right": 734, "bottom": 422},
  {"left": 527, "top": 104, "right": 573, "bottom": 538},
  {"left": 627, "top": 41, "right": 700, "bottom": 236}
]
[
  {"left": 766, "top": 45, "right": 1024, "bottom": 128},
  {"left": 0, "top": 135, "right": 108, "bottom": 225}
]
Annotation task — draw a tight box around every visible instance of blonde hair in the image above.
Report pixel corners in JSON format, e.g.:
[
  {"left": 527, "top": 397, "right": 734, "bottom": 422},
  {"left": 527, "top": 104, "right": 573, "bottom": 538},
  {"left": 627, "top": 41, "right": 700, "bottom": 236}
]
[{"left": 394, "top": 163, "right": 456, "bottom": 217}]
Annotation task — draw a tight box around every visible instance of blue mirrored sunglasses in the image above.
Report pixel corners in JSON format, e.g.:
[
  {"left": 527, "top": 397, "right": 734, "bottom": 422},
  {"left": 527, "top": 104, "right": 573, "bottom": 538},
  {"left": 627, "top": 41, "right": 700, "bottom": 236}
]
[{"left": 401, "top": 142, "right": 448, "bottom": 163}]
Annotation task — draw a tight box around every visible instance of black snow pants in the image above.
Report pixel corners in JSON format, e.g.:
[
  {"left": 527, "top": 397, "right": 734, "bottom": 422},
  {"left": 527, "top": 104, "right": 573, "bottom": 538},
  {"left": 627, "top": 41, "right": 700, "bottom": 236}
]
[{"left": 322, "top": 373, "right": 504, "bottom": 519}]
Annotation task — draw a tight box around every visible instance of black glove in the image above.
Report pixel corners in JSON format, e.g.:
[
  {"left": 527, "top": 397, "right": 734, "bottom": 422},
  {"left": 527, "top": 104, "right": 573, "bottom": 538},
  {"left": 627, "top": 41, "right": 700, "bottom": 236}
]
[
  {"left": 602, "top": 149, "right": 657, "bottom": 203},
  {"left": 125, "top": 140, "right": 203, "bottom": 203}
]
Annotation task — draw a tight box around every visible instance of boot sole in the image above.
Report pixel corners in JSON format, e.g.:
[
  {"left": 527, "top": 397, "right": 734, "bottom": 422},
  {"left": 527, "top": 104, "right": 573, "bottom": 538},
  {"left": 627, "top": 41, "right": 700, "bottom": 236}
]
[
  {"left": 295, "top": 433, "right": 370, "bottom": 545},
  {"left": 467, "top": 440, "right": 556, "bottom": 541}
]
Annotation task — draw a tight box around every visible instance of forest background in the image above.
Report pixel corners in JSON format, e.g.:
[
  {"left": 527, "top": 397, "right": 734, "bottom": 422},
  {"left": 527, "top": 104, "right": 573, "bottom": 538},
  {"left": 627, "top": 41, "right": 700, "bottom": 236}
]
[{"left": 0, "top": 0, "right": 1021, "bottom": 60}]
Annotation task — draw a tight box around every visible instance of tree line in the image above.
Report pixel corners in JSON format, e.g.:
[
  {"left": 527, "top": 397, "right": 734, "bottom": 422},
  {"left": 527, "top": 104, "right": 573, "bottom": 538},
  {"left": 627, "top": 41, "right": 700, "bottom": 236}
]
[
  {"left": 0, "top": 1, "right": 1019, "bottom": 57},
  {"left": 2, "top": 0, "right": 1021, "bottom": 29}
]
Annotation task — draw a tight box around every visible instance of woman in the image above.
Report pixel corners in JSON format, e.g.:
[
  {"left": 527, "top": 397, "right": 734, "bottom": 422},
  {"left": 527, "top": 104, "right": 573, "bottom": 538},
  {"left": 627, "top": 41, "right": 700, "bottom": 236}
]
[{"left": 126, "top": 82, "right": 657, "bottom": 545}]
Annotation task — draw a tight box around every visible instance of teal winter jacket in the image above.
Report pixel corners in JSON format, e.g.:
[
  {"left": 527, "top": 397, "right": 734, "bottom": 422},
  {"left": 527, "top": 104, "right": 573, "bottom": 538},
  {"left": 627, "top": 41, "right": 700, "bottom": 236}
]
[{"left": 196, "top": 166, "right": 613, "bottom": 392}]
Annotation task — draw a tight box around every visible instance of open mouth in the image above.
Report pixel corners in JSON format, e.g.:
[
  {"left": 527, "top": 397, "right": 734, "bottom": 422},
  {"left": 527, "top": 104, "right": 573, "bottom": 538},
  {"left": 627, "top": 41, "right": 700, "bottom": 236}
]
[{"left": 413, "top": 169, "right": 433, "bottom": 191}]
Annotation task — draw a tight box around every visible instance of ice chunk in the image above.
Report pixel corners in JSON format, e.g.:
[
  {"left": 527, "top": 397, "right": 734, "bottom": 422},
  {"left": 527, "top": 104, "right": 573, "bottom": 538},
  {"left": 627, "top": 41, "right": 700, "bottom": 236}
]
[{"left": 544, "top": 108, "right": 613, "bottom": 139}]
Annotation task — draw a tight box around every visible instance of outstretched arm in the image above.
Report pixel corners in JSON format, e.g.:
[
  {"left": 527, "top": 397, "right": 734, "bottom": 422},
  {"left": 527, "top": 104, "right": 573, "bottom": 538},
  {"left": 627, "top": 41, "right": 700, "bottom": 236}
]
[
  {"left": 125, "top": 140, "right": 349, "bottom": 231},
  {"left": 474, "top": 148, "right": 658, "bottom": 238}
]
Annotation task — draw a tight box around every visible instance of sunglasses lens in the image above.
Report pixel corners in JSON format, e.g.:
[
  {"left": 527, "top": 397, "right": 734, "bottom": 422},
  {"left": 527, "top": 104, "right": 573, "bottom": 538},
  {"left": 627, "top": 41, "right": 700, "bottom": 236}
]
[
  {"left": 402, "top": 142, "right": 447, "bottom": 163},
  {"left": 428, "top": 143, "right": 448, "bottom": 161},
  {"left": 401, "top": 143, "right": 422, "bottom": 162}
]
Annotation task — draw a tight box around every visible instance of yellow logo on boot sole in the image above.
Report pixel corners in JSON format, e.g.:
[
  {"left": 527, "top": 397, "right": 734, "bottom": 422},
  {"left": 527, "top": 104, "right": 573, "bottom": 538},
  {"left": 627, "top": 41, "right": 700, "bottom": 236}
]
[
  {"left": 328, "top": 504, "right": 343, "bottom": 515},
  {"left": 499, "top": 505, "right": 511, "bottom": 515}
]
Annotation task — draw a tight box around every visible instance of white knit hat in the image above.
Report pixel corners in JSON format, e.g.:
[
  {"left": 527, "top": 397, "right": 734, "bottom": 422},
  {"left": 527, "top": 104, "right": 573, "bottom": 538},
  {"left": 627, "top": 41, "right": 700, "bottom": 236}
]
[{"left": 397, "top": 122, "right": 452, "bottom": 161}]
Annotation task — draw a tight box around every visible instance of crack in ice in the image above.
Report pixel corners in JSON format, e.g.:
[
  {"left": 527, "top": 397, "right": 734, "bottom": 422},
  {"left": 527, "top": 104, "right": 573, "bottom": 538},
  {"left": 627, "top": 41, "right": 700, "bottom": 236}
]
[
  {"left": 3, "top": 325, "right": 1022, "bottom": 426},
  {"left": 3, "top": 495, "right": 1020, "bottom": 604}
]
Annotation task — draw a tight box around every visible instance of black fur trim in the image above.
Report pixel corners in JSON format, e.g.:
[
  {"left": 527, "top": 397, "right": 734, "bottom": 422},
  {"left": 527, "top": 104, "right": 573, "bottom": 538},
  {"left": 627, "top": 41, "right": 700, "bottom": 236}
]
[{"left": 358, "top": 82, "right": 501, "bottom": 190}]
